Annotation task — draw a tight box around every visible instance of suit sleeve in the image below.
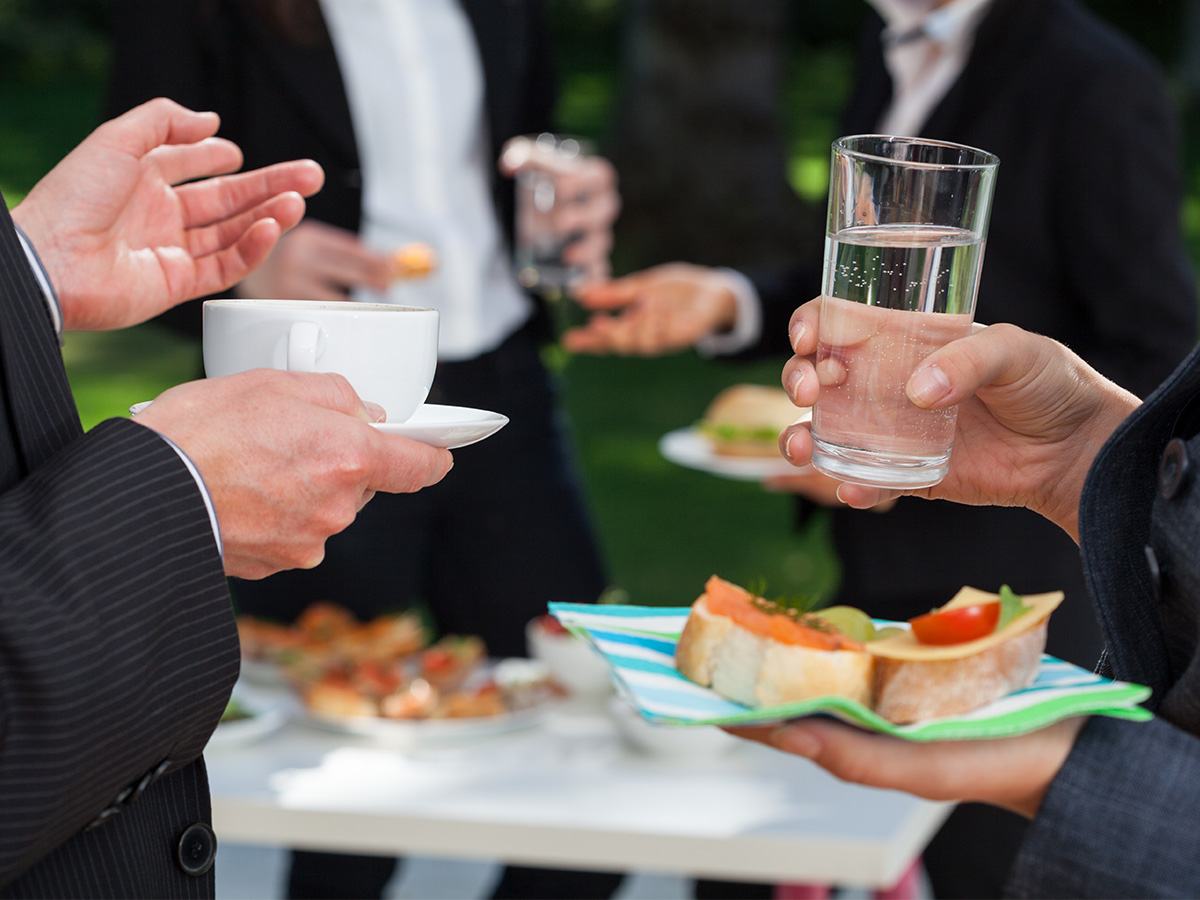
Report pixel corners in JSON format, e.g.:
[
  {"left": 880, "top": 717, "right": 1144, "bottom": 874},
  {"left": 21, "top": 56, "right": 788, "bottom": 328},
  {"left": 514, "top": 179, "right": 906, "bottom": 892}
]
[
  {"left": 0, "top": 418, "right": 238, "bottom": 887},
  {"left": 1006, "top": 715, "right": 1200, "bottom": 898}
]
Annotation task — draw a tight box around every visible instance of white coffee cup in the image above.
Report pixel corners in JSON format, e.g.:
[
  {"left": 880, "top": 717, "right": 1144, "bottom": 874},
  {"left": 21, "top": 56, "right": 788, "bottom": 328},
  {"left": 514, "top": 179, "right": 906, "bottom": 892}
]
[{"left": 202, "top": 299, "right": 439, "bottom": 423}]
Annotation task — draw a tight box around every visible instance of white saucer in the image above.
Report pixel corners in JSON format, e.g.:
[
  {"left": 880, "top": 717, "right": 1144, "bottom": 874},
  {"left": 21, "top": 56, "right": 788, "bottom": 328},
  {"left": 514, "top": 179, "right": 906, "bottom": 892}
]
[
  {"left": 373, "top": 404, "right": 508, "bottom": 449},
  {"left": 658, "top": 421, "right": 811, "bottom": 482},
  {"left": 130, "top": 401, "right": 507, "bottom": 450}
]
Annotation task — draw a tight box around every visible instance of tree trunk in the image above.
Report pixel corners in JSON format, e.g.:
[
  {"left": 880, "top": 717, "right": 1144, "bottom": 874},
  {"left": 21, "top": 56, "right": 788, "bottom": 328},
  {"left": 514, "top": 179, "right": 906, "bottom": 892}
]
[{"left": 609, "top": 0, "right": 819, "bottom": 274}]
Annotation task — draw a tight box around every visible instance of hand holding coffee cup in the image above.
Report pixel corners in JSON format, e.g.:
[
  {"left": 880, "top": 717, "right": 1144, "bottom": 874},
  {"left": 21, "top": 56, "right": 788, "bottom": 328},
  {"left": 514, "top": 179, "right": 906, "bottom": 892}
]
[{"left": 203, "top": 299, "right": 439, "bottom": 423}]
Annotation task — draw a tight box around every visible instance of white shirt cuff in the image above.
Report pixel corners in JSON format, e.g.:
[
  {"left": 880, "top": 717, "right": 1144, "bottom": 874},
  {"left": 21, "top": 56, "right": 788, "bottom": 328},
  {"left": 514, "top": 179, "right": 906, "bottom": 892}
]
[
  {"left": 156, "top": 433, "right": 224, "bottom": 562},
  {"left": 695, "top": 268, "right": 762, "bottom": 357},
  {"left": 14, "top": 225, "right": 63, "bottom": 341}
]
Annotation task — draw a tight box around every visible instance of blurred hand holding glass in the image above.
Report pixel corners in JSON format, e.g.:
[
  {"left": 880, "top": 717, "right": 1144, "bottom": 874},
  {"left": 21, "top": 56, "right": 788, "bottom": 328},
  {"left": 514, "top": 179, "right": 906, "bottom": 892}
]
[
  {"left": 811, "top": 135, "right": 999, "bottom": 489},
  {"left": 508, "top": 132, "right": 597, "bottom": 299}
]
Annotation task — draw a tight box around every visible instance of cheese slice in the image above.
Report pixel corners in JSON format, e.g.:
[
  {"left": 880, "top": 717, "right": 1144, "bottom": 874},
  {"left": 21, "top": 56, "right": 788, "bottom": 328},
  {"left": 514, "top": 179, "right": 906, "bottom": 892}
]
[{"left": 866, "top": 587, "right": 1065, "bottom": 661}]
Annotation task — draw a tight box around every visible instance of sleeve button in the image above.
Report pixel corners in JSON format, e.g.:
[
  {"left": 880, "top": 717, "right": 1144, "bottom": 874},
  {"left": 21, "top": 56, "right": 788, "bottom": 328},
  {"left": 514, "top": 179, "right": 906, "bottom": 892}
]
[{"left": 176, "top": 822, "right": 217, "bottom": 876}]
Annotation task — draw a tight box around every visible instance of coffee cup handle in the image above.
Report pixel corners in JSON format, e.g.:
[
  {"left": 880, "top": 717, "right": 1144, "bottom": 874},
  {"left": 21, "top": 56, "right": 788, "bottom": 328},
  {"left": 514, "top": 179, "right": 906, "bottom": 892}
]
[{"left": 287, "top": 321, "right": 322, "bottom": 372}]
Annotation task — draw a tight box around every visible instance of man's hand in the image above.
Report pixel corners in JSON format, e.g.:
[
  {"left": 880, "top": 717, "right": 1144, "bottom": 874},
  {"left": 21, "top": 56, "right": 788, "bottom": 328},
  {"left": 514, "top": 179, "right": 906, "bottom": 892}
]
[
  {"left": 499, "top": 137, "right": 620, "bottom": 285},
  {"left": 12, "top": 97, "right": 325, "bottom": 332},
  {"left": 779, "top": 298, "right": 1141, "bottom": 541},
  {"left": 726, "top": 716, "right": 1086, "bottom": 820},
  {"left": 132, "top": 370, "right": 452, "bottom": 579},
  {"left": 564, "top": 263, "right": 740, "bottom": 355}
]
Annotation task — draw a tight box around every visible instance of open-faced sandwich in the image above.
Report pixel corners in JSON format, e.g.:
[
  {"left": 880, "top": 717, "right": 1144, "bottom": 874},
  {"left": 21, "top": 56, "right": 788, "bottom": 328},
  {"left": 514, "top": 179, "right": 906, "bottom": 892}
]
[
  {"left": 676, "top": 576, "right": 1063, "bottom": 724},
  {"left": 676, "top": 576, "right": 874, "bottom": 708},
  {"left": 696, "top": 384, "right": 809, "bottom": 459}
]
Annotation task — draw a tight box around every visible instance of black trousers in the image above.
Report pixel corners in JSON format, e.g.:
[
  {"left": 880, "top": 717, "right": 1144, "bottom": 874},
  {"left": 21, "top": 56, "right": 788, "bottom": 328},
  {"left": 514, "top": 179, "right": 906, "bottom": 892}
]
[
  {"left": 232, "top": 323, "right": 620, "bottom": 899},
  {"left": 230, "top": 322, "right": 608, "bottom": 654}
]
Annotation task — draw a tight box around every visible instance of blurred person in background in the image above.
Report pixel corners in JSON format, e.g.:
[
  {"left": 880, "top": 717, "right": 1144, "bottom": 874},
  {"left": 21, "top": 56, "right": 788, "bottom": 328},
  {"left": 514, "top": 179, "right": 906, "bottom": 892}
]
[
  {"left": 105, "top": 1, "right": 622, "bottom": 899},
  {"left": 564, "top": 0, "right": 1198, "bottom": 896}
]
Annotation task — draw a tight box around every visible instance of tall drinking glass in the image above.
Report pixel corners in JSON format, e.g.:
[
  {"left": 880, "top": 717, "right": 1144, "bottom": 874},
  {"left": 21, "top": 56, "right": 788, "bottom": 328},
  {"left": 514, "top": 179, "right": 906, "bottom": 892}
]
[
  {"left": 810, "top": 135, "right": 999, "bottom": 489},
  {"left": 513, "top": 132, "right": 594, "bottom": 300}
]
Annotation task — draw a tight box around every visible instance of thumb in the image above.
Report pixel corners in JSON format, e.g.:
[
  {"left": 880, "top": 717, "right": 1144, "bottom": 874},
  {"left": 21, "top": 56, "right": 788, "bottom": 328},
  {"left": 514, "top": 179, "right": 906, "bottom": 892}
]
[{"left": 907, "top": 322, "right": 1042, "bottom": 409}]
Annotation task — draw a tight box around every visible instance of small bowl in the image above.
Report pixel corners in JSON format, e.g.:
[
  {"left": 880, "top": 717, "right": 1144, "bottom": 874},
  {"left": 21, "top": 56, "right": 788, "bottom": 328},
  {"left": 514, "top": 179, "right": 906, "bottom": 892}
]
[
  {"left": 609, "top": 698, "right": 739, "bottom": 760},
  {"left": 525, "top": 616, "right": 614, "bottom": 698}
]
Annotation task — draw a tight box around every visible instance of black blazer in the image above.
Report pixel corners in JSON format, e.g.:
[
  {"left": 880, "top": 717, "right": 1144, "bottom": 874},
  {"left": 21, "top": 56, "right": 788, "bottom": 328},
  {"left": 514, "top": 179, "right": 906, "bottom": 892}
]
[
  {"left": 0, "top": 203, "right": 239, "bottom": 896},
  {"left": 753, "top": 0, "right": 1197, "bottom": 666},
  {"left": 104, "top": 0, "right": 557, "bottom": 339}
]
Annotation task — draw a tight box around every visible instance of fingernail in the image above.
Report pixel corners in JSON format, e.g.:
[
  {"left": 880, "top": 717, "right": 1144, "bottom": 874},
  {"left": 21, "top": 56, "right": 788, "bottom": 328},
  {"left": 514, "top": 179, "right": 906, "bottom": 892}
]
[
  {"left": 908, "top": 365, "right": 952, "bottom": 407},
  {"left": 781, "top": 432, "right": 797, "bottom": 464},
  {"left": 771, "top": 725, "right": 819, "bottom": 759},
  {"left": 789, "top": 320, "right": 806, "bottom": 352},
  {"left": 785, "top": 369, "right": 804, "bottom": 398},
  {"left": 365, "top": 401, "right": 387, "bottom": 423}
]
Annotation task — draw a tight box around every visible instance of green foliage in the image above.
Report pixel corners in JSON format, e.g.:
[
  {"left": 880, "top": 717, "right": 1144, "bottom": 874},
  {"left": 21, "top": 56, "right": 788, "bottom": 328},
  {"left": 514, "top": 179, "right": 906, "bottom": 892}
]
[{"left": 3, "top": 1, "right": 1197, "bottom": 614}]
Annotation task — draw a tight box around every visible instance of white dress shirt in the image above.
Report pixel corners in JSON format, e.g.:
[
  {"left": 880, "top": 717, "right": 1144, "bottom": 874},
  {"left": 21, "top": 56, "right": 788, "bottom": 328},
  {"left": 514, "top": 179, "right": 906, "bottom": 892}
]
[
  {"left": 869, "top": 0, "right": 995, "bottom": 137},
  {"left": 320, "top": 0, "right": 533, "bottom": 361}
]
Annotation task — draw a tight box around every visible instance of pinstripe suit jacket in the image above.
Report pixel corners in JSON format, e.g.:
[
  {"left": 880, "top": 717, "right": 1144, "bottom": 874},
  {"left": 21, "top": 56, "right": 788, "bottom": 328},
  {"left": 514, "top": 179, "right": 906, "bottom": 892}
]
[
  {"left": 1004, "top": 343, "right": 1200, "bottom": 898},
  {"left": 0, "top": 203, "right": 240, "bottom": 896}
]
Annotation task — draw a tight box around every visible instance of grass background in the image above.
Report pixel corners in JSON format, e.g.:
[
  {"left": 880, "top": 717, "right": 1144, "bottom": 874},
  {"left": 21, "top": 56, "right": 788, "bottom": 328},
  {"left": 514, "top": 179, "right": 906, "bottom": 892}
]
[{"left": 9, "top": 1, "right": 1200, "bottom": 609}]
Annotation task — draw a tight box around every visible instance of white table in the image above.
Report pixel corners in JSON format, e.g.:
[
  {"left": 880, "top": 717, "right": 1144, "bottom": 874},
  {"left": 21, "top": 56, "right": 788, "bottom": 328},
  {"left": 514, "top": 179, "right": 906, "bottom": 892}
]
[{"left": 206, "top": 693, "right": 952, "bottom": 890}]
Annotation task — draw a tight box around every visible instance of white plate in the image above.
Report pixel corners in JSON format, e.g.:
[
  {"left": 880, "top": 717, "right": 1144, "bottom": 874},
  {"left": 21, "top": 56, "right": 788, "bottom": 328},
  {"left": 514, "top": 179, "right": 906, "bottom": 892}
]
[
  {"left": 295, "top": 658, "right": 558, "bottom": 746},
  {"left": 658, "top": 419, "right": 812, "bottom": 482},
  {"left": 239, "top": 657, "right": 289, "bottom": 687},
  {"left": 130, "top": 401, "right": 508, "bottom": 451},
  {"left": 298, "top": 702, "right": 550, "bottom": 747},
  {"left": 372, "top": 404, "right": 508, "bottom": 449},
  {"left": 207, "top": 690, "right": 287, "bottom": 751}
]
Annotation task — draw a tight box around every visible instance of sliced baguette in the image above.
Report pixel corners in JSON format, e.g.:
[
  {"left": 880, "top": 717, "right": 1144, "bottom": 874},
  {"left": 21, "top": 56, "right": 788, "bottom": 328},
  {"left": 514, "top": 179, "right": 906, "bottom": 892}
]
[
  {"left": 867, "top": 588, "right": 1064, "bottom": 724},
  {"left": 872, "top": 620, "right": 1047, "bottom": 724},
  {"left": 676, "top": 593, "right": 874, "bottom": 708}
]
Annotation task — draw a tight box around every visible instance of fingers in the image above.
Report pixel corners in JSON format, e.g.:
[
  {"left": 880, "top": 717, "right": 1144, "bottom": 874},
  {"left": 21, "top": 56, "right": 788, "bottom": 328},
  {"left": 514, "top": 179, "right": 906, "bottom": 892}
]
[
  {"left": 175, "top": 158, "right": 324, "bottom": 229},
  {"left": 779, "top": 421, "right": 814, "bottom": 468},
  {"left": 781, "top": 355, "right": 818, "bottom": 408},
  {"left": 99, "top": 97, "right": 222, "bottom": 159},
  {"left": 747, "top": 716, "right": 1084, "bottom": 818},
  {"left": 368, "top": 433, "right": 454, "bottom": 494},
  {"left": 834, "top": 483, "right": 902, "bottom": 510},
  {"left": 575, "top": 274, "right": 648, "bottom": 310},
  {"left": 788, "top": 298, "right": 822, "bottom": 356},
  {"left": 185, "top": 191, "right": 307, "bottom": 260},
  {"left": 188, "top": 217, "right": 286, "bottom": 298},
  {"left": 147, "top": 136, "right": 243, "bottom": 186},
  {"left": 562, "top": 228, "right": 614, "bottom": 270},
  {"left": 906, "top": 322, "right": 1042, "bottom": 410},
  {"left": 562, "top": 310, "right": 666, "bottom": 355}
]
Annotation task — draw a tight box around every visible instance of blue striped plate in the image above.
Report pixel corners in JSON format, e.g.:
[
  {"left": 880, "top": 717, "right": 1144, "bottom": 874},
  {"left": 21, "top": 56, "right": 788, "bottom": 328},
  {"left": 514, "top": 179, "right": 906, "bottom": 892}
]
[{"left": 549, "top": 603, "right": 1152, "bottom": 741}]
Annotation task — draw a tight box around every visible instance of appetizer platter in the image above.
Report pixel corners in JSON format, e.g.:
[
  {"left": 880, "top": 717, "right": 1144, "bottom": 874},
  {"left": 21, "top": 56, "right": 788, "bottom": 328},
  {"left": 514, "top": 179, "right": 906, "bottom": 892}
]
[
  {"left": 238, "top": 602, "right": 565, "bottom": 742},
  {"left": 549, "top": 578, "right": 1152, "bottom": 741},
  {"left": 659, "top": 384, "right": 811, "bottom": 481}
]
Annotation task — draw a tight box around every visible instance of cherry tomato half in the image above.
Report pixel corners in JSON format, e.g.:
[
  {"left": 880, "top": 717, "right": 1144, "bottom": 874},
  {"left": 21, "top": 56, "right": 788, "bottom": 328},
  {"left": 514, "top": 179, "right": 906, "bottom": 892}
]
[
  {"left": 536, "top": 614, "right": 569, "bottom": 636},
  {"left": 909, "top": 602, "right": 1000, "bottom": 645}
]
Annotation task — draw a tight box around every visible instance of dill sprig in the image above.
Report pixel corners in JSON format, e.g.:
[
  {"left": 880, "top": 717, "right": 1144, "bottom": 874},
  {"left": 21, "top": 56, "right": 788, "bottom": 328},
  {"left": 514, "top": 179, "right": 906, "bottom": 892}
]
[{"left": 745, "top": 579, "right": 826, "bottom": 628}]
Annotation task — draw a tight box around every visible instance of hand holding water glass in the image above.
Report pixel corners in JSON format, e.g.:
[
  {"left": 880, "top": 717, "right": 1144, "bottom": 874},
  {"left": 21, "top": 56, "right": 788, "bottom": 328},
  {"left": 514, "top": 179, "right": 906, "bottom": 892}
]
[
  {"left": 501, "top": 132, "right": 617, "bottom": 299},
  {"left": 810, "top": 135, "right": 999, "bottom": 489}
]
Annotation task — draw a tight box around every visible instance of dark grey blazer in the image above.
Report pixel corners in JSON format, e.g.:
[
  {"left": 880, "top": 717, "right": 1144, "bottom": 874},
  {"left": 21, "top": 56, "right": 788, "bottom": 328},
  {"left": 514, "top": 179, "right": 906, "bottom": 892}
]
[
  {"left": 0, "top": 202, "right": 240, "bottom": 896},
  {"left": 1005, "top": 342, "right": 1200, "bottom": 898}
]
